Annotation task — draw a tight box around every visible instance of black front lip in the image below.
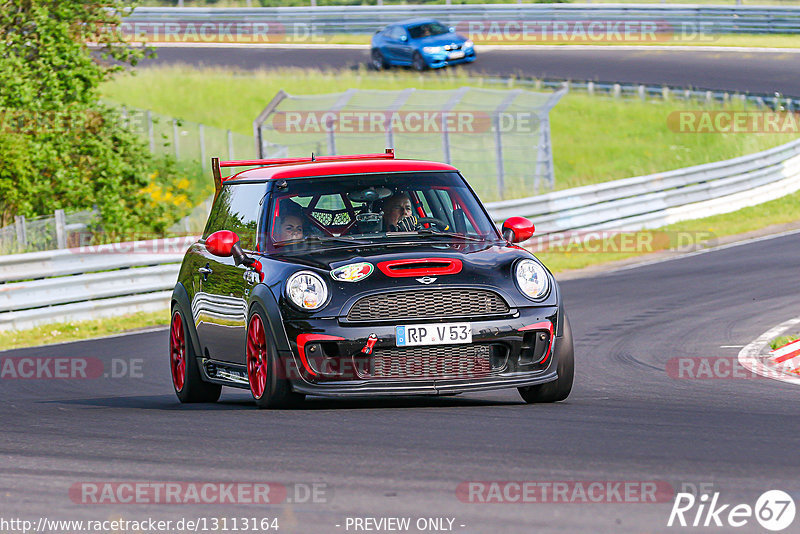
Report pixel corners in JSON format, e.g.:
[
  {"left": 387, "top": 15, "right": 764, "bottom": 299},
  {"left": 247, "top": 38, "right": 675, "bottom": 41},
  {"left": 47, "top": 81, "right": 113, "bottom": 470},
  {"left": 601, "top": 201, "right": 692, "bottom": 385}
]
[
  {"left": 283, "top": 306, "right": 559, "bottom": 396},
  {"left": 290, "top": 370, "right": 558, "bottom": 397}
]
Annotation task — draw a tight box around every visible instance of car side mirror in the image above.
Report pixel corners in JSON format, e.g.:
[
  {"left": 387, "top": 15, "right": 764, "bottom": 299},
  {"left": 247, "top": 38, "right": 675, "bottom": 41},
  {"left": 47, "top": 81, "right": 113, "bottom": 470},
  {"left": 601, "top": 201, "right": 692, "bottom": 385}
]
[
  {"left": 206, "top": 230, "right": 255, "bottom": 267},
  {"left": 502, "top": 217, "right": 535, "bottom": 243}
]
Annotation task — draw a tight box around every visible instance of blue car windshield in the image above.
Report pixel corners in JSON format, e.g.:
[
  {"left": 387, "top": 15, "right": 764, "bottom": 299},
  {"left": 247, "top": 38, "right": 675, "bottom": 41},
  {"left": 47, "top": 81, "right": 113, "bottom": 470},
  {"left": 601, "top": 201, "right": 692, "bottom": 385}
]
[{"left": 407, "top": 22, "right": 450, "bottom": 39}]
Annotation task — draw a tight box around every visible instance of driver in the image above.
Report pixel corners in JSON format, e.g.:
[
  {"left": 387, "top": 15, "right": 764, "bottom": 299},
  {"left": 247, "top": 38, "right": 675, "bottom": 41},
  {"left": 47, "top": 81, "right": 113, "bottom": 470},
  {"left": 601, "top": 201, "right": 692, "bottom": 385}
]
[{"left": 382, "top": 193, "right": 418, "bottom": 232}]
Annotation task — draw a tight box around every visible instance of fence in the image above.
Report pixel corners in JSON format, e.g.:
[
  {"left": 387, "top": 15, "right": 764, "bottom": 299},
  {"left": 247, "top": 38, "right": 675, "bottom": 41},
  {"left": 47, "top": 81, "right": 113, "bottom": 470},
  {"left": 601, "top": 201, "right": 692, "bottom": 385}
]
[
  {"left": 116, "top": 105, "right": 258, "bottom": 168},
  {"left": 0, "top": 209, "right": 99, "bottom": 255},
  {"left": 2, "top": 136, "right": 799, "bottom": 330},
  {"left": 253, "top": 86, "right": 568, "bottom": 201},
  {"left": 125, "top": 5, "right": 800, "bottom": 35}
]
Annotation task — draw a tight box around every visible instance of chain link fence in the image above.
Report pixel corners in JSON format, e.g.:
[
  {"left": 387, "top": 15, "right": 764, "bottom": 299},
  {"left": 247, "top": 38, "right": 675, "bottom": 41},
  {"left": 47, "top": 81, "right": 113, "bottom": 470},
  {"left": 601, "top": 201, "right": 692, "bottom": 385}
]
[{"left": 254, "top": 86, "right": 566, "bottom": 202}]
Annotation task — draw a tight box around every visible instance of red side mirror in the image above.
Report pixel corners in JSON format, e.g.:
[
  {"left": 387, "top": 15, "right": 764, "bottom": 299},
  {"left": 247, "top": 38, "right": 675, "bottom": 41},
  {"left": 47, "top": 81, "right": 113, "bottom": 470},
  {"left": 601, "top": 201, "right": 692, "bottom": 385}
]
[
  {"left": 206, "top": 230, "right": 239, "bottom": 257},
  {"left": 502, "top": 217, "right": 535, "bottom": 243}
]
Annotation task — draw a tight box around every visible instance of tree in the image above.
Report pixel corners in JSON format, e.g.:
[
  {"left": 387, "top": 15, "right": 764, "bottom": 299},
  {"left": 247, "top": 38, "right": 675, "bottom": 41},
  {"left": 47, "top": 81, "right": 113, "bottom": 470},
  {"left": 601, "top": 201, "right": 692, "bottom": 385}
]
[{"left": 0, "top": 0, "right": 177, "bottom": 235}]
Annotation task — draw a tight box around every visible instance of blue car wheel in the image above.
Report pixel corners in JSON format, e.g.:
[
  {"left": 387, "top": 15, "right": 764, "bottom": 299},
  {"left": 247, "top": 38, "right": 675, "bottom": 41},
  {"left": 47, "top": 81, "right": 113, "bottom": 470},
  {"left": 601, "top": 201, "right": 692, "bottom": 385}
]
[{"left": 371, "top": 48, "right": 389, "bottom": 70}]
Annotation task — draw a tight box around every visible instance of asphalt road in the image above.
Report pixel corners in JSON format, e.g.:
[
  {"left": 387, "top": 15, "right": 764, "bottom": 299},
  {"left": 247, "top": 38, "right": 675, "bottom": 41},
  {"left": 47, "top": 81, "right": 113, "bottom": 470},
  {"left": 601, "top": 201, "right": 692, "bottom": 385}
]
[
  {"left": 145, "top": 46, "right": 800, "bottom": 97},
  {"left": 3, "top": 231, "right": 800, "bottom": 533}
]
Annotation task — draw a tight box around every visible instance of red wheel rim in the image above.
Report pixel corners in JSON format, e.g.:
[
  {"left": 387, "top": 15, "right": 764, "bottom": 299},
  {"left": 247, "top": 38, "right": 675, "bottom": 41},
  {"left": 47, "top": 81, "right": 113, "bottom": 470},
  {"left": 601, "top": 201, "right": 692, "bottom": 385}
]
[
  {"left": 247, "top": 315, "right": 268, "bottom": 399},
  {"left": 170, "top": 312, "right": 186, "bottom": 392}
]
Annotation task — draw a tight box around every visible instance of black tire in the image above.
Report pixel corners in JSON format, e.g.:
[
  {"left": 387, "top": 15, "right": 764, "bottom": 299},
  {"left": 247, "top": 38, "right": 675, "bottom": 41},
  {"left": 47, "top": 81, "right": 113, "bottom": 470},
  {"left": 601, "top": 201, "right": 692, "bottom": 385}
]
[
  {"left": 412, "top": 52, "right": 428, "bottom": 71},
  {"left": 371, "top": 48, "right": 389, "bottom": 70},
  {"left": 518, "top": 313, "right": 574, "bottom": 403},
  {"left": 170, "top": 308, "right": 222, "bottom": 403},
  {"left": 246, "top": 305, "right": 304, "bottom": 409}
]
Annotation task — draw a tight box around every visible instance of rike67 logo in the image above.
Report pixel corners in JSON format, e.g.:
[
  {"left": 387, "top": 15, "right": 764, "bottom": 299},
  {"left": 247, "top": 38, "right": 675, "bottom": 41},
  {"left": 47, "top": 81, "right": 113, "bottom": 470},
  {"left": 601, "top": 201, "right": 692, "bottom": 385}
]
[{"left": 668, "top": 490, "right": 796, "bottom": 531}]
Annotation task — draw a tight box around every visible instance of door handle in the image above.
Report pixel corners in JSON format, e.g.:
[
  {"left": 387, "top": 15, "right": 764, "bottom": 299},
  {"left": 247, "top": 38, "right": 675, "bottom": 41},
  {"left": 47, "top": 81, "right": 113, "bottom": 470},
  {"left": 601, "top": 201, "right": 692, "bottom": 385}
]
[{"left": 198, "top": 265, "right": 212, "bottom": 281}]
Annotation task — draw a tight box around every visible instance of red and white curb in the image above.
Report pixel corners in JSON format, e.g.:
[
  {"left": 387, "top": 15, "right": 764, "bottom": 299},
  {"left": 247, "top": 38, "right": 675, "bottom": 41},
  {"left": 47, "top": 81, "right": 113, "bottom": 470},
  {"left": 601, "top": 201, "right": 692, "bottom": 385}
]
[{"left": 739, "top": 316, "right": 800, "bottom": 385}]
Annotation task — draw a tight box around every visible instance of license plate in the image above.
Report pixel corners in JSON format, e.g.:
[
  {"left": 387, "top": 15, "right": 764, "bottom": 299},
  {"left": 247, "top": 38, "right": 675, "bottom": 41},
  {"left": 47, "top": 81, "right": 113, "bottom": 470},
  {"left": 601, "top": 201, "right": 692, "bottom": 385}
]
[
  {"left": 396, "top": 322, "right": 472, "bottom": 347},
  {"left": 449, "top": 51, "right": 465, "bottom": 59}
]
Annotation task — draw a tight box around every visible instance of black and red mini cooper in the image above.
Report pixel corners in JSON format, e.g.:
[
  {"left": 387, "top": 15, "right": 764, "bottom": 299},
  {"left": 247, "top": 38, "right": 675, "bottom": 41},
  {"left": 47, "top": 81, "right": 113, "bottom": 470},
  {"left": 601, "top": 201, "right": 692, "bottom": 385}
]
[{"left": 169, "top": 150, "right": 573, "bottom": 408}]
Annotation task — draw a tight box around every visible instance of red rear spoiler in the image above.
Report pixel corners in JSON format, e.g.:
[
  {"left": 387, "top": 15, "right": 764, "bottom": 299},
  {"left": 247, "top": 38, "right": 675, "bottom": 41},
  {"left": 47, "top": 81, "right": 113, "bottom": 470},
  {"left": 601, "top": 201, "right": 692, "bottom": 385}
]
[{"left": 211, "top": 149, "right": 395, "bottom": 195}]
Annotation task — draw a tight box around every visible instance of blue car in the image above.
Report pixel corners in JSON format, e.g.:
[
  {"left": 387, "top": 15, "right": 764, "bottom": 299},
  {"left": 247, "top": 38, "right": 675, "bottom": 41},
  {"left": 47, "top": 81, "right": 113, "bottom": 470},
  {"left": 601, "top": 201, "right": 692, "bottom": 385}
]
[{"left": 371, "top": 19, "right": 476, "bottom": 71}]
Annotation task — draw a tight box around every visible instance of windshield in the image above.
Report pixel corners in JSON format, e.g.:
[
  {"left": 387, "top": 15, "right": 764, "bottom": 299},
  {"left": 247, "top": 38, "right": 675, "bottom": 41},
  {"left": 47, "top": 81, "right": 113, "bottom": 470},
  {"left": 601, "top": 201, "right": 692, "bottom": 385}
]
[
  {"left": 407, "top": 22, "right": 450, "bottom": 39},
  {"left": 267, "top": 171, "right": 499, "bottom": 250}
]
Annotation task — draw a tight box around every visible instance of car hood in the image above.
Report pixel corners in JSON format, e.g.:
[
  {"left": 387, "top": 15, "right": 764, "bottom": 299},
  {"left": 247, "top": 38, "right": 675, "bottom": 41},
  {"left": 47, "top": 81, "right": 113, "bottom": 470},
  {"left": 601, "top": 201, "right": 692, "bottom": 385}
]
[
  {"left": 263, "top": 240, "right": 555, "bottom": 314},
  {"left": 415, "top": 33, "right": 467, "bottom": 47}
]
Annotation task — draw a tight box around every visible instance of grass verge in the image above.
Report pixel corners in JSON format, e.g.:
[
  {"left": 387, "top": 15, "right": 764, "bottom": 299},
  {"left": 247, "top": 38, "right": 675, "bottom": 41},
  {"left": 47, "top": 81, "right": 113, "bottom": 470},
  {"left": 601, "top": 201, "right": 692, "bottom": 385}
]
[
  {"left": 770, "top": 335, "right": 799, "bottom": 351},
  {"left": 102, "top": 66, "right": 797, "bottom": 197},
  {"left": 0, "top": 310, "right": 169, "bottom": 352}
]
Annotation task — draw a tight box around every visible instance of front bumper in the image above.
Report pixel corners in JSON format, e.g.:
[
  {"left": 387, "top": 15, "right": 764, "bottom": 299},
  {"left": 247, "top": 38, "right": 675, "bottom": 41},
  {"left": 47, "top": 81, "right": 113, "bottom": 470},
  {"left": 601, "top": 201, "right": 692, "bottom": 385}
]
[
  {"left": 282, "top": 306, "right": 559, "bottom": 397},
  {"left": 425, "top": 49, "right": 476, "bottom": 69}
]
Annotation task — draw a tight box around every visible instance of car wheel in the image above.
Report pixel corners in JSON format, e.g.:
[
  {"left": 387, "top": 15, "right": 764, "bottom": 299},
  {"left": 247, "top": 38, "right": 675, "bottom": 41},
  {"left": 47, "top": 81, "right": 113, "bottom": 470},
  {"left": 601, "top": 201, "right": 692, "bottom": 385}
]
[
  {"left": 518, "top": 313, "right": 574, "bottom": 403},
  {"left": 170, "top": 308, "right": 222, "bottom": 403},
  {"left": 412, "top": 52, "right": 428, "bottom": 71},
  {"left": 246, "top": 306, "right": 304, "bottom": 409},
  {"left": 371, "top": 48, "right": 389, "bottom": 70}
]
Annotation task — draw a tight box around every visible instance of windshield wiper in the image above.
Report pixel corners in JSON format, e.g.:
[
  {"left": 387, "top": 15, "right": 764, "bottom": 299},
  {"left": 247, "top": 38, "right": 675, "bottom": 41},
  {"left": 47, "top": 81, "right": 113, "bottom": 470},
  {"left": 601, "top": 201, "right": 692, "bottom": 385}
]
[
  {"left": 274, "top": 235, "right": 373, "bottom": 247},
  {"left": 413, "top": 229, "right": 486, "bottom": 242}
]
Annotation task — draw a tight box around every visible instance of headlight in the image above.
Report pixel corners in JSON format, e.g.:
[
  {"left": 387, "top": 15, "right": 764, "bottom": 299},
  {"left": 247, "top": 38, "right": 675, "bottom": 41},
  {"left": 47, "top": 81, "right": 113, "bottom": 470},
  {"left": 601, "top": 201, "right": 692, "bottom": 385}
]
[
  {"left": 515, "top": 259, "right": 550, "bottom": 300},
  {"left": 423, "top": 46, "right": 444, "bottom": 54},
  {"left": 463, "top": 40, "right": 474, "bottom": 49},
  {"left": 286, "top": 271, "right": 328, "bottom": 310}
]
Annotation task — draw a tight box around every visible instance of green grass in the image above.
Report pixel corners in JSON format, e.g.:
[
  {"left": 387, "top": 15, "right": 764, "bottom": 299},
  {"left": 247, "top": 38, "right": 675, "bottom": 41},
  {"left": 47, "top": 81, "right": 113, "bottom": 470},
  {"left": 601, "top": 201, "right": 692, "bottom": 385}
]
[
  {"left": 101, "top": 66, "right": 797, "bottom": 198},
  {"left": 0, "top": 310, "right": 169, "bottom": 351},
  {"left": 536, "top": 188, "right": 800, "bottom": 272},
  {"left": 771, "top": 334, "right": 799, "bottom": 350}
]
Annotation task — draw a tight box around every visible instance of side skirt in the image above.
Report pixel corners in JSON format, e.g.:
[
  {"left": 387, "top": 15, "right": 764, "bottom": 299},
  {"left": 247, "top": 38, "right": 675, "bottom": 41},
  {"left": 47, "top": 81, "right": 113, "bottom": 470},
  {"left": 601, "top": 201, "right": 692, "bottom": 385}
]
[{"left": 198, "top": 358, "right": 250, "bottom": 389}]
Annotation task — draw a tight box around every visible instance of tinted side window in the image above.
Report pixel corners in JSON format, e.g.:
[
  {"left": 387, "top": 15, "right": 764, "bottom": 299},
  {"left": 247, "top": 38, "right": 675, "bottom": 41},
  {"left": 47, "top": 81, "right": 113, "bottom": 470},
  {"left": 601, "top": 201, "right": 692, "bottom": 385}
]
[{"left": 202, "top": 183, "right": 266, "bottom": 250}]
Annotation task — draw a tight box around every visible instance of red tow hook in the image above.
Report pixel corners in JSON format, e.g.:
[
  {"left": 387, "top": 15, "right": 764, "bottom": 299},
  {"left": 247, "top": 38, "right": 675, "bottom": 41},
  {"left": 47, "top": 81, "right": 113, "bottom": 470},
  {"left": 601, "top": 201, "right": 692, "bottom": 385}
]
[{"left": 361, "top": 334, "right": 378, "bottom": 355}]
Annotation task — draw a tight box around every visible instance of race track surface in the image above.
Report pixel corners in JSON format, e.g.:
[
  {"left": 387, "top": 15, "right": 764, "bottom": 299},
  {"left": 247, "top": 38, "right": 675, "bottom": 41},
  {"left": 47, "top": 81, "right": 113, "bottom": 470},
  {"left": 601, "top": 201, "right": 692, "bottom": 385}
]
[
  {"left": 3, "top": 231, "right": 800, "bottom": 533},
  {"left": 144, "top": 46, "right": 800, "bottom": 97}
]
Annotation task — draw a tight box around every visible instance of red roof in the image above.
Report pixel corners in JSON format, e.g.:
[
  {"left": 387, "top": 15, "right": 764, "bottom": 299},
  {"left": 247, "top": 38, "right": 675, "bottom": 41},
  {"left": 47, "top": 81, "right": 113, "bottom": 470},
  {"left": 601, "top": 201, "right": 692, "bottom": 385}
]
[{"left": 226, "top": 159, "right": 458, "bottom": 181}]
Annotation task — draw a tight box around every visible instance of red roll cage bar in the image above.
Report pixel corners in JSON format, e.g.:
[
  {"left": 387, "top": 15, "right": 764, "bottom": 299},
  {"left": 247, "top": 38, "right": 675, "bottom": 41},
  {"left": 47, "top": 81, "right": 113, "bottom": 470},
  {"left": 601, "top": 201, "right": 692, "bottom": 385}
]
[{"left": 210, "top": 149, "right": 395, "bottom": 195}]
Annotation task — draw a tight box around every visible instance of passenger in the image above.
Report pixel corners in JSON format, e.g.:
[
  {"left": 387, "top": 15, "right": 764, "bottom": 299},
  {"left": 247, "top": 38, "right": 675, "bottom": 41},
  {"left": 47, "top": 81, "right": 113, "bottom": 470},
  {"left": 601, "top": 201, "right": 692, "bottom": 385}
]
[{"left": 275, "top": 201, "right": 305, "bottom": 241}]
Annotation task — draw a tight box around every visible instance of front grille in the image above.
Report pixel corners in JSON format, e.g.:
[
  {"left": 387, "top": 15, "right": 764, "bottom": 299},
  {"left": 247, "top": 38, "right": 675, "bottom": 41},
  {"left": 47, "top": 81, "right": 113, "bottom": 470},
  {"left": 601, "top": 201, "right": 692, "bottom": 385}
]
[
  {"left": 346, "top": 288, "right": 509, "bottom": 322},
  {"left": 363, "top": 345, "right": 493, "bottom": 380}
]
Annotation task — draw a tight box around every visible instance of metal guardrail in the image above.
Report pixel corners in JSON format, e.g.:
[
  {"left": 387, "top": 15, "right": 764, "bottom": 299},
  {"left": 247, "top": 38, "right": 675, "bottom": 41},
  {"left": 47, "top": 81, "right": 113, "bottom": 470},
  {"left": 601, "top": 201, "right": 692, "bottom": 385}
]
[
  {"left": 485, "top": 137, "right": 800, "bottom": 231},
  {"left": 126, "top": 4, "right": 800, "bottom": 34},
  {"left": 1, "top": 137, "right": 799, "bottom": 330}
]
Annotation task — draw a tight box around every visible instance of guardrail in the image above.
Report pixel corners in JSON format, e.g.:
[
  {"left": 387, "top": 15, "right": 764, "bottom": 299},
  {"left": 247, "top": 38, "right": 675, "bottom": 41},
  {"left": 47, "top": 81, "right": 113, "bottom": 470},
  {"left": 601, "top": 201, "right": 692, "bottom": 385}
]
[
  {"left": 126, "top": 4, "right": 800, "bottom": 35},
  {"left": 0, "top": 238, "right": 192, "bottom": 331},
  {"left": 1, "top": 137, "right": 799, "bottom": 331},
  {"left": 485, "top": 137, "right": 800, "bottom": 232}
]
